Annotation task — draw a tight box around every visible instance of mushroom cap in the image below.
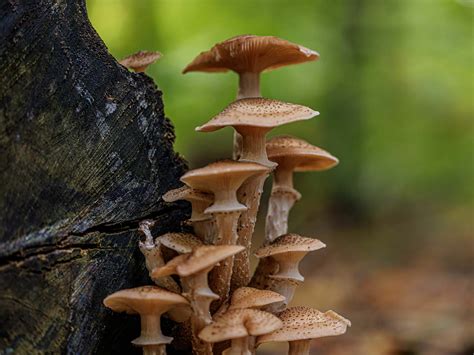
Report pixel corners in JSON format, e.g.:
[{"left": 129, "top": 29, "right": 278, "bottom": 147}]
[
  {"left": 255, "top": 233, "right": 326, "bottom": 258},
  {"left": 229, "top": 287, "right": 285, "bottom": 310},
  {"left": 183, "top": 35, "right": 319, "bottom": 74},
  {"left": 103, "top": 286, "right": 188, "bottom": 315},
  {"left": 196, "top": 98, "right": 318, "bottom": 133},
  {"left": 266, "top": 135, "right": 339, "bottom": 171},
  {"left": 152, "top": 245, "right": 245, "bottom": 278},
  {"left": 163, "top": 185, "right": 213, "bottom": 204},
  {"left": 119, "top": 50, "right": 162, "bottom": 71},
  {"left": 199, "top": 308, "right": 283, "bottom": 342},
  {"left": 157, "top": 232, "right": 204, "bottom": 254},
  {"left": 257, "top": 306, "right": 351, "bottom": 344}
]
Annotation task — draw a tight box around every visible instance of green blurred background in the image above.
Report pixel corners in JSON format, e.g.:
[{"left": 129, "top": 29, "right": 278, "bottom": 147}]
[{"left": 86, "top": 0, "right": 473, "bottom": 354}]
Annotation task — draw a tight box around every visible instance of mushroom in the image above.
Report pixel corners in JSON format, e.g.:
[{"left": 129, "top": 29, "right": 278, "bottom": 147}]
[
  {"left": 199, "top": 308, "right": 283, "bottom": 355},
  {"left": 228, "top": 287, "right": 285, "bottom": 311},
  {"left": 265, "top": 135, "right": 339, "bottom": 243},
  {"left": 138, "top": 220, "right": 180, "bottom": 294},
  {"left": 119, "top": 50, "right": 162, "bottom": 73},
  {"left": 163, "top": 186, "right": 216, "bottom": 243},
  {"left": 196, "top": 98, "right": 318, "bottom": 291},
  {"left": 254, "top": 234, "right": 326, "bottom": 312},
  {"left": 152, "top": 245, "right": 245, "bottom": 355},
  {"left": 183, "top": 35, "right": 319, "bottom": 101},
  {"left": 183, "top": 34, "right": 319, "bottom": 160},
  {"left": 157, "top": 232, "right": 204, "bottom": 254},
  {"left": 256, "top": 306, "right": 351, "bottom": 355},
  {"left": 180, "top": 160, "right": 269, "bottom": 304},
  {"left": 103, "top": 286, "right": 189, "bottom": 355}
]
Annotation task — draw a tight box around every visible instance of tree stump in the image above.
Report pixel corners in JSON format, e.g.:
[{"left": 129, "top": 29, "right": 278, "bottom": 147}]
[{"left": 0, "top": 0, "right": 188, "bottom": 353}]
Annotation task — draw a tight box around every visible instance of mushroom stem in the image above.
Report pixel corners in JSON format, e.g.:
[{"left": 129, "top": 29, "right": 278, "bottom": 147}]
[
  {"left": 224, "top": 336, "right": 251, "bottom": 355},
  {"left": 238, "top": 128, "right": 275, "bottom": 168},
  {"left": 209, "top": 211, "right": 241, "bottom": 306},
  {"left": 183, "top": 269, "right": 217, "bottom": 355},
  {"left": 193, "top": 218, "right": 217, "bottom": 244},
  {"left": 264, "top": 278, "right": 301, "bottom": 314},
  {"left": 264, "top": 187, "right": 301, "bottom": 244},
  {"left": 231, "top": 172, "right": 269, "bottom": 291},
  {"left": 134, "top": 313, "right": 172, "bottom": 350},
  {"left": 288, "top": 339, "right": 311, "bottom": 355},
  {"left": 271, "top": 252, "right": 306, "bottom": 281},
  {"left": 142, "top": 345, "right": 166, "bottom": 355},
  {"left": 237, "top": 72, "right": 261, "bottom": 99}
]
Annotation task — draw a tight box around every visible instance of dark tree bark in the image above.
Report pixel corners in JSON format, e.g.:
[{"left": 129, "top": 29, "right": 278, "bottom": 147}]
[{"left": 0, "top": 0, "right": 188, "bottom": 353}]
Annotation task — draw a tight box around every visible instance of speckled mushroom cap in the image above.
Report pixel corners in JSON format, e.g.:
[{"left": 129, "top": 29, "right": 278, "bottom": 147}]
[
  {"left": 199, "top": 308, "right": 283, "bottom": 342},
  {"left": 157, "top": 232, "right": 204, "bottom": 254},
  {"left": 266, "top": 135, "right": 339, "bottom": 171},
  {"left": 119, "top": 50, "right": 162, "bottom": 72},
  {"left": 257, "top": 306, "right": 351, "bottom": 344},
  {"left": 255, "top": 233, "right": 326, "bottom": 258},
  {"left": 183, "top": 35, "right": 319, "bottom": 74},
  {"left": 229, "top": 287, "right": 285, "bottom": 310},
  {"left": 196, "top": 98, "right": 318, "bottom": 133},
  {"left": 103, "top": 286, "right": 188, "bottom": 315},
  {"left": 152, "top": 245, "right": 244, "bottom": 279},
  {"left": 181, "top": 160, "right": 269, "bottom": 213}
]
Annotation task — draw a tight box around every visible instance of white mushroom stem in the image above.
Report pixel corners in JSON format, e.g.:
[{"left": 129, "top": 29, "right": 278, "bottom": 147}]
[
  {"left": 234, "top": 72, "right": 261, "bottom": 160},
  {"left": 288, "top": 339, "right": 311, "bottom": 355},
  {"left": 139, "top": 225, "right": 180, "bottom": 294},
  {"left": 192, "top": 217, "right": 217, "bottom": 245},
  {"left": 182, "top": 268, "right": 217, "bottom": 355},
  {"left": 271, "top": 252, "right": 306, "bottom": 281},
  {"left": 209, "top": 211, "right": 242, "bottom": 306},
  {"left": 231, "top": 172, "right": 269, "bottom": 291},
  {"left": 238, "top": 128, "right": 275, "bottom": 168},
  {"left": 223, "top": 336, "right": 251, "bottom": 355},
  {"left": 264, "top": 187, "right": 301, "bottom": 243},
  {"left": 264, "top": 278, "right": 302, "bottom": 314}
]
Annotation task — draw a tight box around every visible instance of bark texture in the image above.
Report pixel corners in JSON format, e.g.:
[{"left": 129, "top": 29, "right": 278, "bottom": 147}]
[{"left": 0, "top": 0, "right": 188, "bottom": 353}]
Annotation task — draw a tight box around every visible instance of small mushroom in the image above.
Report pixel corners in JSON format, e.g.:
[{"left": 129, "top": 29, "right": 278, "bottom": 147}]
[
  {"left": 103, "top": 286, "right": 189, "bottom": 355},
  {"left": 183, "top": 35, "right": 319, "bottom": 100},
  {"left": 265, "top": 135, "right": 339, "bottom": 243},
  {"left": 163, "top": 186, "right": 216, "bottom": 243},
  {"left": 199, "top": 308, "right": 283, "bottom": 355},
  {"left": 138, "top": 220, "right": 180, "bottom": 294},
  {"left": 152, "top": 245, "right": 245, "bottom": 355},
  {"left": 257, "top": 306, "right": 351, "bottom": 355},
  {"left": 197, "top": 98, "right": 318, "bottom": 292},
  {"left": 119, "top": 50, "right": 162, "bottom": 73},
  {"left": 181, "top": 160, "right": 269, "bottom": 304},
  {"left": 228, "top": 287, "right": 285, "bottom": 311},
  {"left": 254, "top": 234, "right": 325, "bottom": 312},
  {"left": 157, "top": 232, "right": 204, "bottom": 254}
]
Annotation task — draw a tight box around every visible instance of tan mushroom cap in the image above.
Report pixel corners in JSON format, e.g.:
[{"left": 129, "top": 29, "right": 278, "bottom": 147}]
[
  {"left": 163, "top": 185, "right": 212, "bottom": 204},
  {"left": 229, "top": 287, "right": 285, "bottom": 310},
  {"left": 152, "top": 245, "right": 245, "bottom": 279},
  {"left": 183, "top": 35, "right": 319, "bottom": 74},
  {"left": 255, "top": 233, "right": 326, "bottom": 258},
  {"left": 119, "top": 50, "right": 162, "bottom": 72},
  {"left": 199, "top": 308, "right": 283, "bottom": 343},
  {"left": 196, "top": 98, "right": 318, "bottom": 133},
  {"left": 181, "top": 160, "right": 269, "bottom": 214},
  {"left": 103, "top": 285, "right": 189, "bottom": 315},
  {"left": 267, "top": 135, "right": 339, "bottom": 171},
  {"left": 257, "top": 306, "right": 351, "bottom": 344},
  {"left": 157, "top": 232, "right": 204, "bottom": 254}
]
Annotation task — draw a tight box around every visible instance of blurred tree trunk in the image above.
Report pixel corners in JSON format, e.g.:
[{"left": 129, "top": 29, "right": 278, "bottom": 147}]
[{"left": 0, "top": 0, "right": 187, "bottom": 353}]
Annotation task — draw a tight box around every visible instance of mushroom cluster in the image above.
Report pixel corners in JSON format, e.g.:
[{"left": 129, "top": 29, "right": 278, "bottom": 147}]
[{"left": 104, "top": 35, "right": 350, "bottom": 355}]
